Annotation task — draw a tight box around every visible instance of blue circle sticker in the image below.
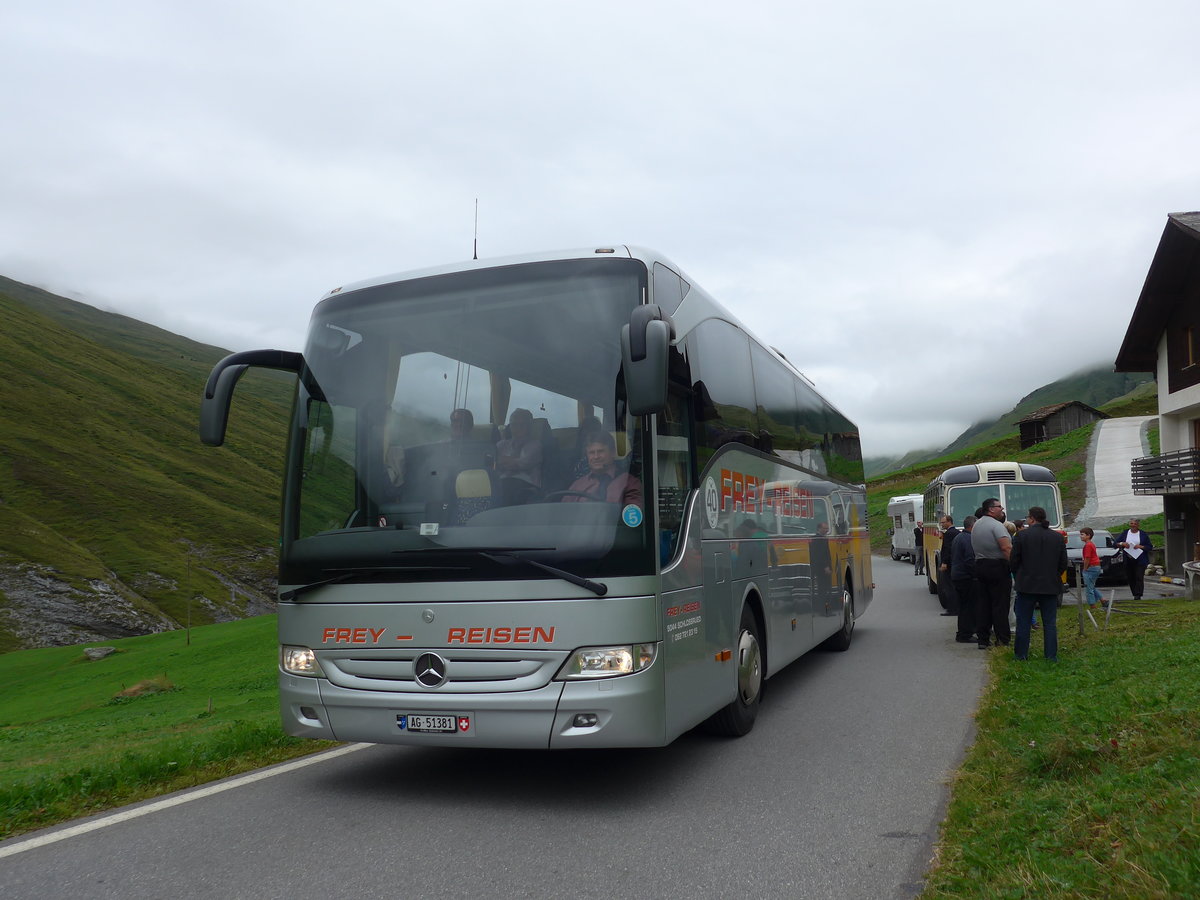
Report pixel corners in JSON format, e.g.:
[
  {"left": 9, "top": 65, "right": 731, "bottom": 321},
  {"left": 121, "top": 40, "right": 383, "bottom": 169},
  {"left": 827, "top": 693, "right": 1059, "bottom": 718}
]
[{"left": 622, "top": 505, "right": 644, "bottom": 528}]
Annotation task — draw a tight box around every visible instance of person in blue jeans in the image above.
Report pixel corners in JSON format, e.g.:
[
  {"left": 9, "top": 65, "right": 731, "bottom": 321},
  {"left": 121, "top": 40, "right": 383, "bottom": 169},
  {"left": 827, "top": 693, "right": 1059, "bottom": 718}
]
[
  {"left": 1079, "top": 526, "right": 1103, "bottom": 608},
  {"left": 1010, "top": 506, "right": 1068, "bottom": 661}
]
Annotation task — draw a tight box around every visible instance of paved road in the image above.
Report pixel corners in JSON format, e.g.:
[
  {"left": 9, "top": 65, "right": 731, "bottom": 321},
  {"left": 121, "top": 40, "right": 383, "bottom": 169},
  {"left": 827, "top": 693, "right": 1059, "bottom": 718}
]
[{"left": 0, "top": 560, "right": 985, "bottom": 900}]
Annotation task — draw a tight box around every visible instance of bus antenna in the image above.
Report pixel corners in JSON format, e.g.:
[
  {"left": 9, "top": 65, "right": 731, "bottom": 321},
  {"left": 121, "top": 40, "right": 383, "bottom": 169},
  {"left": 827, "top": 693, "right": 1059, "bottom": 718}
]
[{"left": 473, "top": 199, "right": 479, "bottom": 260}]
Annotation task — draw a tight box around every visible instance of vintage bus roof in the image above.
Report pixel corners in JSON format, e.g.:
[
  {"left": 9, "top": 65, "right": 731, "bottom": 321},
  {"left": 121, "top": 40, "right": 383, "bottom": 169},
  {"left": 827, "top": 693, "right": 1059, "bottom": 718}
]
[{"left": 933, "top": 462, "right": 1057, "bottom": 486}]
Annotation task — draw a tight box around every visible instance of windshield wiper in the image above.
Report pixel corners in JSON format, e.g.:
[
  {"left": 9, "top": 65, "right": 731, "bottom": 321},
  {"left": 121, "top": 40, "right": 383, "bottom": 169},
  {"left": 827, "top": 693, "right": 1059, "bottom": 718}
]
[
  {"left": 279, "top": 565, "right": 468, "bottom": 601},
  {"left": 385, "top": 547, "right": 608, "bottom": 596},
  {"left": 480, "top": 552, "right": 608, "bottom": 597}
]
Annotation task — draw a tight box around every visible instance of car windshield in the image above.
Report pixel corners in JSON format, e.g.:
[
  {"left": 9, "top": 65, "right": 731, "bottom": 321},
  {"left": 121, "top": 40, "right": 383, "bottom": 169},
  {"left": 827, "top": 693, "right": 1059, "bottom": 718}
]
[{"left": 280, "top": 258, "right": 655, "bottom": 585}]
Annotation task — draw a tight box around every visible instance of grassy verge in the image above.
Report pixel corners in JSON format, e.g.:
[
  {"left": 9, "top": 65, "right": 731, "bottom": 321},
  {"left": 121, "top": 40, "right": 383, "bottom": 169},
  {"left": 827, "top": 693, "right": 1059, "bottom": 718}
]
[
  {"left": 0, "top": 615, "right": 334, "bottom": 839},
  {"left": 922, "top": 598, "right": 1200, "bottom": 899}
]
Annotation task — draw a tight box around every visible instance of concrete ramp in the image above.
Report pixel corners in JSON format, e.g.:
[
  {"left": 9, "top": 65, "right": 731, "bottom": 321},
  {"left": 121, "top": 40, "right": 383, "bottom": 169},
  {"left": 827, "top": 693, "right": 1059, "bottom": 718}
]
[{"left": 1075, "top": 415, "right": 1163, "bottom": 526}]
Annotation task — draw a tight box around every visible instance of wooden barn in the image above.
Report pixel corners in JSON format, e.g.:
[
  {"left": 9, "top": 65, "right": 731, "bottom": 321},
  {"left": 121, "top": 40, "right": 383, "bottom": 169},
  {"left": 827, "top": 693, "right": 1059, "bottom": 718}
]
[{"left": 1018, "top": 401, "right": 1108, "bottom": 449}]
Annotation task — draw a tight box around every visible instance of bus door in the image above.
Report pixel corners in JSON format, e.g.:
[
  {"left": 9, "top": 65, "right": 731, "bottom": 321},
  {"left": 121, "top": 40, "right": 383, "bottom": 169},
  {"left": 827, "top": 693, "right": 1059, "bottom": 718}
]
[{"left": 659, "top": 392, "right": 733, "bottom": 737}]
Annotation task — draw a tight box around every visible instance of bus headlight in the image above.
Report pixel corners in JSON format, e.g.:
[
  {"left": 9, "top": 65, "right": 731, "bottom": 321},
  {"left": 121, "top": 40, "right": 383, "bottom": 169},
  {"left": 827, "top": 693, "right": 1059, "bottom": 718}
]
[
  {"left": 281, "top": 645, "right": 325, "bottom": 677},
  {"left": 557, "top": 643, "right": 657, "bottom": 679}
]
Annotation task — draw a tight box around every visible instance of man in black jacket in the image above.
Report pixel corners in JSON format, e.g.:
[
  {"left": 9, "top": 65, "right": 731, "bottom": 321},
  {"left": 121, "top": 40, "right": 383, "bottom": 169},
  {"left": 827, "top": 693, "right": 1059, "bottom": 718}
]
[
  {"left": 950, "top": 516, "right": 979, "bottom": 643},
  {"left": 1010, "top": 506, "right": 1068, "bottom": 661},
  {"left": 937, "top": 515, "right": 961, "bottom": 616},
  {"left": 913, "top": 523, "right": 925, "bottom": 575}
]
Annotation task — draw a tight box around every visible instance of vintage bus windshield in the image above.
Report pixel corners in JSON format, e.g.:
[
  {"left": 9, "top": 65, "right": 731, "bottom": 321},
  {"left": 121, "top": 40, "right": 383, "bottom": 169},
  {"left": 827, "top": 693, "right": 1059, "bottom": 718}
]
[
  {"left": 282, "top": 258, "right": 655, "bottom": 584},
  {"left": 944, "top": 483, "right": 1061, "bottom": 526}
]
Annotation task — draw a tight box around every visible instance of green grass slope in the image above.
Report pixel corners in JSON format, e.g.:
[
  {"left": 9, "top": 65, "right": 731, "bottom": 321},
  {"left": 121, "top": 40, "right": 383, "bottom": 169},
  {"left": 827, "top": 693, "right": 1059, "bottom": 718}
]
[
  {"left": 0, "top": 280, "right": 294, "bottom": 650},
  {"left": 0, "top": 615, "right": 331, "bottom": 837}
]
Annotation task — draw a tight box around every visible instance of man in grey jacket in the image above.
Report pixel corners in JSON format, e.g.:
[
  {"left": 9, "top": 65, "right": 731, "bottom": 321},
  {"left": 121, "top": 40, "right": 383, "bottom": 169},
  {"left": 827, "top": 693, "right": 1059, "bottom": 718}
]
[
  {"left": 972, "top": 498, "right": 1012, "bottom": 649},
  {"left": 1010, "top": 506, "right": 1068, "bottom": 661}
]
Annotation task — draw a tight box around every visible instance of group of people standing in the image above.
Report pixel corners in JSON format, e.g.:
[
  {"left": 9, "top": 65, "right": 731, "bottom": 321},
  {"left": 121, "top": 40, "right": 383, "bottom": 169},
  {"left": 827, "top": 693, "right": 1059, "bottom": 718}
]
[
  {"left": 934, "top": 500, "right": 1067, "bottom": 661},
  {"left": 931, "top": 507, "right": 1156, "bottom": 661}
]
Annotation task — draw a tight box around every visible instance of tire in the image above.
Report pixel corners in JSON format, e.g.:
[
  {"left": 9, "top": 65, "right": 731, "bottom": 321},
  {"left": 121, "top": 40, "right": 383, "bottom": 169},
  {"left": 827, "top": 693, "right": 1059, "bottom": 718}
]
[
  {"left": 822, "top": 585, "right": 854, "bottom": 651},
  {"left": 704, "top": 605, "right": 764, "bottom": 737},
  {"left": 891, "top": 548, "right": 901, "bottom": 561}
]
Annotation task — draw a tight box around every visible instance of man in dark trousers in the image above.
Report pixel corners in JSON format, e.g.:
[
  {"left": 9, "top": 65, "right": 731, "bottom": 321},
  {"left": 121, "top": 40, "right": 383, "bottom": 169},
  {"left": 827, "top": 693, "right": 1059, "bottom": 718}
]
[
  {"left": 1010, "top": 506, "right": 1069, "bottom": 661},
  {"left": 950, "top": 515, "right": 978, "bottom": 643},
  {"left": 971, "top": 498, "right": 1012, "bottom": 649},
  {"left": 913, "top": 522, "right": 925, "bottom": 576},
  {"left": 937, "top": 515, "right": 961, "bottom": 616}
]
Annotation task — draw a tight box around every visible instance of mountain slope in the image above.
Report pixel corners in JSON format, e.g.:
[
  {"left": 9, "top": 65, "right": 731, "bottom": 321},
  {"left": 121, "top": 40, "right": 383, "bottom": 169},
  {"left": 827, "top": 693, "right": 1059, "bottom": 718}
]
[
  {"left": 941, "top": 366, "right": 1152, "bottom": 455},
  {"left": 0, "top": 280, "right": 294, "bottom": 650},
  {"left": 864, "top": 365, "right": 1154, "bottom": 477}
]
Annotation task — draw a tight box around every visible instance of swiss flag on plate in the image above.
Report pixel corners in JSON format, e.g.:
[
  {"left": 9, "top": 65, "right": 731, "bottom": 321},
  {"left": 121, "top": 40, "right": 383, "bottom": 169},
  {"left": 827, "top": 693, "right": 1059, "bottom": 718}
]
[{"left": 458, "top": 717, "right": 471, "bottom": 732}]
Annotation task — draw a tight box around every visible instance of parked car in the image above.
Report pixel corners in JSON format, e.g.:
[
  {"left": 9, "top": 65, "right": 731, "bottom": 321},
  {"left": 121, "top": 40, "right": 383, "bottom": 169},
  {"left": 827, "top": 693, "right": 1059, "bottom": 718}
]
[{"left": 1064, "top": 529, "right": 1125, "bottom": 586}]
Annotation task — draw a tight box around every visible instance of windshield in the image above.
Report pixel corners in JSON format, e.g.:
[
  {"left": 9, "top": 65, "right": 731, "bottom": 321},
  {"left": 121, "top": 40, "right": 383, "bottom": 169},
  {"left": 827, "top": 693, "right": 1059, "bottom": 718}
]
[
  {"left": 280, "top": 258, "right": 654, "bottom": 585},
  {"left": 946, "top": 483, "right": 1061, "bottom": 527}
]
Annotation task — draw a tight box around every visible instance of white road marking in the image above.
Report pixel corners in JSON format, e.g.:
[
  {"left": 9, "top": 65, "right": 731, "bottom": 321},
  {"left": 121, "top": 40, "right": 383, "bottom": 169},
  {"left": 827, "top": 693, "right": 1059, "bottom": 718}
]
[{"left": 0, "top": 743, "right": 370, "bottom": 859}]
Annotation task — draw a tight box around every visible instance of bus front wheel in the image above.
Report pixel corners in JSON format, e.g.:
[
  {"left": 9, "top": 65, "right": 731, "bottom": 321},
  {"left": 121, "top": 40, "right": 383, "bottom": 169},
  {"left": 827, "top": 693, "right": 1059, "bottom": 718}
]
[{"left": 704, "top": 605, "right": 763, "bottom": 737}]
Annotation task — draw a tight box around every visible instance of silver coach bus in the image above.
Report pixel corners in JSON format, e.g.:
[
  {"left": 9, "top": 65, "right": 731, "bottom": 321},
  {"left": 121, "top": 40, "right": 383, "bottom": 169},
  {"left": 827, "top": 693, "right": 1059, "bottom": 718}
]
[{"left": 201, "top": 246, "right": 873, "bottom": 748}]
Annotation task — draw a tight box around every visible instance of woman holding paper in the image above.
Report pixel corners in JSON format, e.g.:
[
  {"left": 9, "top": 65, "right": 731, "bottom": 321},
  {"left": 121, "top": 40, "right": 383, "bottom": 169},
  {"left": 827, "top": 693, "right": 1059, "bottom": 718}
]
[{"left": 1117, "top": 519, "right": 1154, "bottom": 601}]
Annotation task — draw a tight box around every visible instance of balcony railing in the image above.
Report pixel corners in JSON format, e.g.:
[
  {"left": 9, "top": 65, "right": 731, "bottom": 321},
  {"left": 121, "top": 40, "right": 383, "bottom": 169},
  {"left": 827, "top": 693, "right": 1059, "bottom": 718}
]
[{"left": 1131, "top": 448, "right": 1200, "bottom": 495}]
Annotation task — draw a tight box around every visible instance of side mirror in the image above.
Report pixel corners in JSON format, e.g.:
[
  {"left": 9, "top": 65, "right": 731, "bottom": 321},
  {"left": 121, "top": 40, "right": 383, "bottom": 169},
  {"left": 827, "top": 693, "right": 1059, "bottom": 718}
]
[
  {"left": 620, "top": 305, "right": 674, "bottom": 416},
  {"left": 200, "top": 349, "right": 303, "bottom": 446}
]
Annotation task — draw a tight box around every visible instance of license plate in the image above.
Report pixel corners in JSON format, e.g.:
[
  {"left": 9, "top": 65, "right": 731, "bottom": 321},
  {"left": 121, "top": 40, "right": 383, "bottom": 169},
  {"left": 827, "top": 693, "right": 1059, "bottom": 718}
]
[{"left": 398, "top": 713, "right": 472, "bottom": 734}]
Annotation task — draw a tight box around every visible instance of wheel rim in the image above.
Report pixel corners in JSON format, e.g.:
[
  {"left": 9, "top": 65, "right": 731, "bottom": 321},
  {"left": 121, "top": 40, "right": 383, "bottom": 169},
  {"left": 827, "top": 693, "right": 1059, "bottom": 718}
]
[
  {"left": 736, "top": 626, "right": 762, "bottom": 705},
  {"left": 842, "top": 589, "right": 854, "bottom": 636}
]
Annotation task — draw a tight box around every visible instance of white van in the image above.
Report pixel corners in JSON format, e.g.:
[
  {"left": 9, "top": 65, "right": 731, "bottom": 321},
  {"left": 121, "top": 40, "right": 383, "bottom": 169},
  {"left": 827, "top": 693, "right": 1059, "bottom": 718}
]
[{"left": 887, "top": 495, "right": 924, "bottom": 561}]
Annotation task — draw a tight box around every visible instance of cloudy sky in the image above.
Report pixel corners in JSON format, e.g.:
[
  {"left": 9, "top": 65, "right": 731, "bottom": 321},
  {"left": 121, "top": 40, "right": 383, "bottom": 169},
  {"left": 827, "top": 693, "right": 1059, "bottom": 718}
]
[{"left": 2, "top": 1, "right": 1196, "bottom": 457}]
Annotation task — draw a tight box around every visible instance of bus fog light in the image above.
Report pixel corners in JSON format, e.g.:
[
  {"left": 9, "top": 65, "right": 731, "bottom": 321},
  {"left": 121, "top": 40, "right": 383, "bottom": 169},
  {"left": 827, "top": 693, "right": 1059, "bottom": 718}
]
[
  {"left": 573, "top": 713, "right": 599, "bottom": 728},
  {"left": 557, "top": 643, "right": 657, "bottom": 679},
  {"left": 281, "top": 645, "right": 324, "bottom": 677}
]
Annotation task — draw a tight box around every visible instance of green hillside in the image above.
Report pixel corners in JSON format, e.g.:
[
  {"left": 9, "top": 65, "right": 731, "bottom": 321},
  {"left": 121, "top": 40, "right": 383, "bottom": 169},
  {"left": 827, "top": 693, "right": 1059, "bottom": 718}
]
[{"left": 0, "top": 279, "right": 295, "bottom": 651}]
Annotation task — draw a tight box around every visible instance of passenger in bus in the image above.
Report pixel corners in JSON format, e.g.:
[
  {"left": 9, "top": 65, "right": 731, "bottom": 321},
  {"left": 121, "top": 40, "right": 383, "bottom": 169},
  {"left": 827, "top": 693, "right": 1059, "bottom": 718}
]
[
  {"left": 567, "top": 415, "right": 605, "bottom": 481},
  {"left": 495, "top": 407, "right": 543, "bottom": 505},
  {"left": 449, "top": 407, "right": 474, "bottom": 440},
  {"left": 562, "top": 431, "right": 642, "bottom": 507},
  {"left": 444, "top": 406, "right": 496, "bottom": 486}
]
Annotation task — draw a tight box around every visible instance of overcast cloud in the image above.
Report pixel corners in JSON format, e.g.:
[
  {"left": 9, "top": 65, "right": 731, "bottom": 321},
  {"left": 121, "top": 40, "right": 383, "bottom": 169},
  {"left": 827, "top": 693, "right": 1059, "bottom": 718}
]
[{"left": 2, "top": 1, "right": 1196, "bottom": 457}]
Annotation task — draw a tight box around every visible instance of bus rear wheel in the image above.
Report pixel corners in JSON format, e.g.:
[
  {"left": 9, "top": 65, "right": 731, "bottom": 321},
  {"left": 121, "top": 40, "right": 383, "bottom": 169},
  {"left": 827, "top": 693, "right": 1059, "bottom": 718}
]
[
  {"left": 822, "top": 586, "right": 854, "bottom": 651},
  {"left": 704, "top": 605, "right": 763, "bottom": 737}
]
